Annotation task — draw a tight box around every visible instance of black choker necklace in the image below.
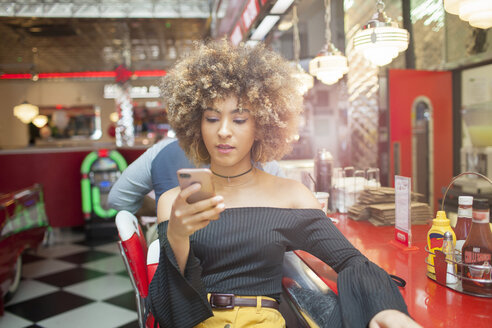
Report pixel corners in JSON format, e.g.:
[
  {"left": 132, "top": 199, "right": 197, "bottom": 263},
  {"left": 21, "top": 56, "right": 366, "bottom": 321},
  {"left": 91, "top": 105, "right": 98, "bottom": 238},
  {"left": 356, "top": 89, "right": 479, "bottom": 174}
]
[{"left": 211, "top": 166, "right": 253, "bottom": 182}]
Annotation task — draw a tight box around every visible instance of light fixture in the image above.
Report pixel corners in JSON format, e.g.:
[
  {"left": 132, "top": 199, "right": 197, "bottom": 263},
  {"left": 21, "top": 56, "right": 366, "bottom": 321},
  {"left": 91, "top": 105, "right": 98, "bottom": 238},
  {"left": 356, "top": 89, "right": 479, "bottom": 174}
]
[
  {"left": 32, "top": 115, "right": 48, "bottom": 128},
  {"left": 353, "top": 0, "right": 409, "bottom": 66},
  {"left": 443, "top": 0, "right": 460, "bottom": 14},
  {"left": 245, "top": 40, "right": 260, "bottom": 48},
  {"left": 293, "top": 67, "right": 315, "bottom": 94},
  {"left": 13, "top": 101, "right": 39, "bottom": 124},
  {"left": 444, "top": 0, "right": 492, "bottom": 29},
  {"left": 270, "top": 0, "right": 295, "bottom": 14},
  {"left": 309, "top": 0, "right": 348, "bottom": 85},
  {"left": 250, "top": 15, "right": 280, "bottom": 40},
  {"left": 291, "top": 5, "right": 313, "bottom": 95},
  {"left": 109, "top": 111, "right": 120, "bottom": 123},
  {"left": 277, "top": 19, "right": 293, "bottom": 31}
]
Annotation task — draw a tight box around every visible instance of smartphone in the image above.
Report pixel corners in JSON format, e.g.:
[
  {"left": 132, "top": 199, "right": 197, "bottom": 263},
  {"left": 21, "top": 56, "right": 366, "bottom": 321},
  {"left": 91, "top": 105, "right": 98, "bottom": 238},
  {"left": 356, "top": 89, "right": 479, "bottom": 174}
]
[{"left": 177, "top": 168, "right": 215, "bottom": 203}]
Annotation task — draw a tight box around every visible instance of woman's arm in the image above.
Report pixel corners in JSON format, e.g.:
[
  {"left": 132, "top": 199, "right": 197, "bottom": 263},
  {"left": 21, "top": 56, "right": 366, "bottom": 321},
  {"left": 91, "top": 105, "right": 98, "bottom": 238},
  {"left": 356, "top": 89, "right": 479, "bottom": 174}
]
[
  {"left": 289, "top": 210, "right": 419, "bottom": 328},
  {"left": 157, "top": 184, "right": 225, "bottom": 274},
  {"left": 369, "top": 310, "right": 422, "bottom": 328},
  {"left": 108, "top": 138, "right": 175, "bottom": 213},
  {"left": 147, "top": 185, "right": 224, "bottom": 327}
]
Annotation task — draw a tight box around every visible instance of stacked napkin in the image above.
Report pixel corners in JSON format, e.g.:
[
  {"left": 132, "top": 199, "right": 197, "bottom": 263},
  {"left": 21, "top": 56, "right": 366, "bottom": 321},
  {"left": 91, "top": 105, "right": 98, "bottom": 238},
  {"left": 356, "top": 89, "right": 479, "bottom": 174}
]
[{"left": 348, "top": 187, "right": 432, "bottom": 226}]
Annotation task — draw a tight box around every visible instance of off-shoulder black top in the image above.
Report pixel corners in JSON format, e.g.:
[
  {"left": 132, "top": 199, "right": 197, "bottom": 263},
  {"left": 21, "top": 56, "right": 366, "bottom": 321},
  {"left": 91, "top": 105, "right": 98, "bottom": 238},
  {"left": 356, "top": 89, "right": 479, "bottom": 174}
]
[{"left": 147, "top": 208, "right": 408, "bottom": 328}]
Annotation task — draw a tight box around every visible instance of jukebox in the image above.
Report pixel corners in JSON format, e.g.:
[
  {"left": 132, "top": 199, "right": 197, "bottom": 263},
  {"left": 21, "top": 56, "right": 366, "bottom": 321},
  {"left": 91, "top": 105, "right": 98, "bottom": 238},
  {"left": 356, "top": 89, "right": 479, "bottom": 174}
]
[{"left": 81, "top": 149, "right": 127, "bottom": 238}]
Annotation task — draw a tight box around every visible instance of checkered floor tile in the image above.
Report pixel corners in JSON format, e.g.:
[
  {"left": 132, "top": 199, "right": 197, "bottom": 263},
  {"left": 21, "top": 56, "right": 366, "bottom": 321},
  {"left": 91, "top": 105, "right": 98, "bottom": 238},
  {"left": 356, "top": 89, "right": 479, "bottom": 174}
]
[{"left": 0, "top": 228, "right": 139, "bottom": 328}]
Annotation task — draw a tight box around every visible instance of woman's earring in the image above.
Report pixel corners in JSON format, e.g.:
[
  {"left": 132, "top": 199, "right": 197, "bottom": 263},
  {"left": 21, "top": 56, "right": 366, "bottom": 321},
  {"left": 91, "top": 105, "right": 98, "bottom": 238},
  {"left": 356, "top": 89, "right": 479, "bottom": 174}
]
[
  {"left": 254, "top": 142, "right": 263, "bottom": 162},
  {"left": 194, "top": 142, "right": 209, "bottom": 163}
]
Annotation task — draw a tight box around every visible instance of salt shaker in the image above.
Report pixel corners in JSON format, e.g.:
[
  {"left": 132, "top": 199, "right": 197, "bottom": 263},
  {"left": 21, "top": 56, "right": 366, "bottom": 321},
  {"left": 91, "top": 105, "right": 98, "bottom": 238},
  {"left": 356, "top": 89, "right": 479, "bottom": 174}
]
[{"left": 442, "top": 231, "right": 458, "bottom": 285}]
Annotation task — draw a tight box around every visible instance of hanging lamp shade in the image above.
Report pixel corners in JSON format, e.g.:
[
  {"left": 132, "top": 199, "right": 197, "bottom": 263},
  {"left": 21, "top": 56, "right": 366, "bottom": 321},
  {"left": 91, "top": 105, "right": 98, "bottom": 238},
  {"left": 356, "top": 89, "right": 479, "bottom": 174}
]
[
  {"left": 13, "top": 102, "right": 39, "bottom": 124},
  {"left": 32, "top": 115, "right": 48, "bottom": 128},
  {"left": 309, "top": 44, "right": 349, "bottom": 85},
  {"left": 443, "top": 0, "right": 460, "bottom": 15},
  {"left": 308, "top": 0, "right": 348, "bottom": 85},
  {"left": 458, "top": 0, "right": 492, "bottom": 29},
  {"left": 290, "top": 5, "right": 314, "bottom": 95},
  {"left": 109, "top": 111, "right": 120, "bottom": 123},
  {"left": 292, "top": 63, "right": 314, "bottom": 95},
  {"left": 353, "top": 1, "right": 409, "bottom": 66}
]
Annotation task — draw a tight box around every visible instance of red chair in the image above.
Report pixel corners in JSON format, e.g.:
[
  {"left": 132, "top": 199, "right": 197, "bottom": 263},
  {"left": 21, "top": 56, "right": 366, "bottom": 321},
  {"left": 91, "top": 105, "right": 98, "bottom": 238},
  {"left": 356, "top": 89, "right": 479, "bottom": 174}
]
[
  {"left": 146, "top": 239, "right": 159, "bottom": 286},
  {"left": 116, "top": 210, "right": 159, "bottom": 328},
  {"left": 145, "top": 239, "right": 160, "bottom": 328}
]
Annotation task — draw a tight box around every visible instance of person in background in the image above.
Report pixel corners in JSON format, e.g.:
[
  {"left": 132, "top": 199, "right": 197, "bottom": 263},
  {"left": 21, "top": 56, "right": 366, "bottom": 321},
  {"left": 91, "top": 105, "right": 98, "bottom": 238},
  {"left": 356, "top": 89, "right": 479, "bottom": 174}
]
[
  {"left": 148, "top": 40, "right": 421, "bottom": 328},
  {"left": 108, "top": 137, "right": 176, "bottom": 216}
]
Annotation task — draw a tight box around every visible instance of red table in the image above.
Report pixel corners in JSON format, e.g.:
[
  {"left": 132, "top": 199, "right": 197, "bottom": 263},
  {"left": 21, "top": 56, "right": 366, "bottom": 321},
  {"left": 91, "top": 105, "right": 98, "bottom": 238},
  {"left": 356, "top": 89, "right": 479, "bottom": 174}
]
[{"left": 296, "top": 213, "right": 492, "bottom": 328}]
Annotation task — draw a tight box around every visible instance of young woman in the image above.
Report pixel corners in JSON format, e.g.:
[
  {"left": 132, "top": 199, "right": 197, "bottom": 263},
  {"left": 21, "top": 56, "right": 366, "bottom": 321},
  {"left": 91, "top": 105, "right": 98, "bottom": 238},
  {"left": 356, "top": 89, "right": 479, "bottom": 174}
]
[{"left": 148, "top": 41, "right": 421, "bottom": 328}]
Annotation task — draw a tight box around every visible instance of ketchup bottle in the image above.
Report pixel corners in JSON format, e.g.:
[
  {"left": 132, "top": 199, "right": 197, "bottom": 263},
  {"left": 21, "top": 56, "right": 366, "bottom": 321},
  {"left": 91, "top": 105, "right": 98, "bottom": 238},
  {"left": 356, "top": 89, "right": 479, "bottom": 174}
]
[
  {"left": 461, "top": 199, "right": 492, "bottom": 296},
  {"left": 454, "top": 196, "right": 473, "bottom": 267}
]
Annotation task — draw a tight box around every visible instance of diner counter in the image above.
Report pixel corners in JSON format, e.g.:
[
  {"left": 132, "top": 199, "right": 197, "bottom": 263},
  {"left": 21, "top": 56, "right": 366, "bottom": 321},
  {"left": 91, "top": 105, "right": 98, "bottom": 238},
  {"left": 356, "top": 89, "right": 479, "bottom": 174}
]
[{"left": 296, "top": 213, "right": 492, "bottom": 328}]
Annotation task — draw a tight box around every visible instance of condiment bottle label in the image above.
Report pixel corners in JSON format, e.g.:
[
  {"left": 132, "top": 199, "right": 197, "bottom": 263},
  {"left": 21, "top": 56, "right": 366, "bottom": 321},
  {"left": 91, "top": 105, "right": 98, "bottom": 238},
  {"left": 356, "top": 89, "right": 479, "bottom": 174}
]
[
  {"left": 472, "top": 211, "right": 490, "bottom": 223},
  {"left": 464, "top": 251, "right": 491, "bottom": 263},
  {"left": 463, "top": 251, "right": 492, "bottom": 281},
  {"left": 458, "top": 207, "right": 472, "bottom": 218},
  {"left": 429, "top": 232, "right": 444, "bottom": 249}
]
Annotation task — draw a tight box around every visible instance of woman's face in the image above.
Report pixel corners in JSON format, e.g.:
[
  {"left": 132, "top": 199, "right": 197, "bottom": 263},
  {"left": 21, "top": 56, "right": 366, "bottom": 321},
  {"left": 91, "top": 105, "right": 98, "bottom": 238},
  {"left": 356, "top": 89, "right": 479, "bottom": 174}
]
[{"left": 201, "top": 96, "right": 256, "bottom": 171}]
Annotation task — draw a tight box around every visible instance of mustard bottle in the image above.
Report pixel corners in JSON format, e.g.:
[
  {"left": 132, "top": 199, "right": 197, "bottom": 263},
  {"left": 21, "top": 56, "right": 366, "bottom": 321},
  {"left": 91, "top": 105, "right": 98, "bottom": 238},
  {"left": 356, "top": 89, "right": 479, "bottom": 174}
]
[{"left": 427, "top": 211, "right": 456, "bottom": 274}]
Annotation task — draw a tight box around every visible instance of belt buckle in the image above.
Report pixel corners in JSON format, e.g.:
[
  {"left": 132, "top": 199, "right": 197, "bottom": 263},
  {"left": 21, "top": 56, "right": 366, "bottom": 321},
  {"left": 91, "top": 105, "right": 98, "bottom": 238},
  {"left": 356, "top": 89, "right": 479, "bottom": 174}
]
[{"left": 210, "top": 293, "right": 235, "bottom": 309}]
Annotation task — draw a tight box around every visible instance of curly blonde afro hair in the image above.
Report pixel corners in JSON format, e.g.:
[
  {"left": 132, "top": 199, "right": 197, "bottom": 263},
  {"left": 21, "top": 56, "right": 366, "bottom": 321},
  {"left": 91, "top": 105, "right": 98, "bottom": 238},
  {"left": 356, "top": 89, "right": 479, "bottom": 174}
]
[{"left": 161, "top": 40, "right": 303, "bottom": 165}]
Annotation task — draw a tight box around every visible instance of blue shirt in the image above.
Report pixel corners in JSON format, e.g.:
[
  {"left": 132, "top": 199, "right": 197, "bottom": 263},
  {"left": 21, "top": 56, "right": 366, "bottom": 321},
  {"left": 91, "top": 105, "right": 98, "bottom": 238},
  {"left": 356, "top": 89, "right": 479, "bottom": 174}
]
[{"left": 150, "top": 140, "right": 195, "bottom": 202}]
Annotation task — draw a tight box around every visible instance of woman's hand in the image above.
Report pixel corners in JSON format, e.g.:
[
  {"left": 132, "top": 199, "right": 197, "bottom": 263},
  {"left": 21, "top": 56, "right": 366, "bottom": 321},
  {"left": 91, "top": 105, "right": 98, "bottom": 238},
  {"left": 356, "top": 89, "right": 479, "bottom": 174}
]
[
  {"left": 167, "top": 183, "right": 225, "bottom": 241},
  {"left": 164, "top": 183, "right": 225, "bottom": 274},
  {"left": 369, "top": 310, "right": 422, "bottom": 328}
]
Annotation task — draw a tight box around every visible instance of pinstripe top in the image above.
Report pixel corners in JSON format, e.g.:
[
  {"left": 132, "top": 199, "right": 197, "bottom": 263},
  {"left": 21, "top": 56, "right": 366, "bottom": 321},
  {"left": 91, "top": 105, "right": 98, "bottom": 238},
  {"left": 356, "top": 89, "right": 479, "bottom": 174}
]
[{"left": 148, "top": 208, "right": 408, "bottom": 328}]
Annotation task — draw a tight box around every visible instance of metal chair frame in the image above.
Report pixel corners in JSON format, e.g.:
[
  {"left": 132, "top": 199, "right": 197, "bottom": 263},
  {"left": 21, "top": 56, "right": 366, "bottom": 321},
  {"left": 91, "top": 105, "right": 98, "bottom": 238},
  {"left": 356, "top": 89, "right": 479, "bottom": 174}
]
[{"left": 118, "top": 240, "right": 147, "bottom": 328}]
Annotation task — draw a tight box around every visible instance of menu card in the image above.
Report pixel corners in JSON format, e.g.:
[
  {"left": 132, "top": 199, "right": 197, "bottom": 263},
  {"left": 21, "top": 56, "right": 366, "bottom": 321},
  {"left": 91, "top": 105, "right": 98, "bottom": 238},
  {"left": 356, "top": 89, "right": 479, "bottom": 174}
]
[{"left": 395, "top": 175, "right": 412, "bottom": 247}]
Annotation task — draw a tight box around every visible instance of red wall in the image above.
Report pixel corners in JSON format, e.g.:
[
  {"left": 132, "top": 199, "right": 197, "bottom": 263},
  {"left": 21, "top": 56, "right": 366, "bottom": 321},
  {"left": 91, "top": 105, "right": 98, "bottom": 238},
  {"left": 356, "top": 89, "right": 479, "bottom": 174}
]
[
  {"left": 389, "top": 69, "right": 453, "bottom": 210},
  {"left": 0, "top": 147, "right": 145, "bottom": 227}
]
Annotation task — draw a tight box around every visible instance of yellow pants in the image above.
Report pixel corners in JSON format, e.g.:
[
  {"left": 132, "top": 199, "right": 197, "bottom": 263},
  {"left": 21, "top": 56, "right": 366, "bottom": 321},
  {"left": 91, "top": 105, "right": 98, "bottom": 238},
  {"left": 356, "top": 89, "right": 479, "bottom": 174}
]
[{"left": 194, "top": 295, "right": 286, "bottom": 328}]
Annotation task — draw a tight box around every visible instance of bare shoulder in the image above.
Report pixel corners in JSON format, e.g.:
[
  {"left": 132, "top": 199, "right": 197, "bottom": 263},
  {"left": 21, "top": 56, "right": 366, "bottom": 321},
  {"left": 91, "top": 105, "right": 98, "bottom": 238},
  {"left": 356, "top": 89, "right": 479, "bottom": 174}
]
[
  {"left": 267, "top": 175, "right": 321, "bottom": 209},
  {"left": 156, "top": 187, "right": 180, "bottom": 223}
]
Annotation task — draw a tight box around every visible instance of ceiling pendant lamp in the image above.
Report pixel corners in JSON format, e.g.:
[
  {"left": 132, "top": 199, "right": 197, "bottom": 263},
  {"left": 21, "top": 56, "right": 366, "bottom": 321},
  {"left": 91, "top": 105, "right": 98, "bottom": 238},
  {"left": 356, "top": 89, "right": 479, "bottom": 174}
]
[
  {"left": 292, "top": 64, "right": 315, "bottom": 94},
  {"left": 291, "top": 5, "right": 313, "bottom": 95},
  {"left": 308, "top": 0, "right": 348, "bottom": 85},
  {"left": 353, "top": 0, "right": 409, "bottom": 67},
  {"left": 444, "top": 0, "right": 492, "bottom": 29},
  {"left": 32, "top": 115, "right": 48, "bottom": 128},
  {"left": 443, "top": 0, "right": 460, "bottom": 15},
  {"left": 13, "top": 101, "right": 39, "bottom": 124}
]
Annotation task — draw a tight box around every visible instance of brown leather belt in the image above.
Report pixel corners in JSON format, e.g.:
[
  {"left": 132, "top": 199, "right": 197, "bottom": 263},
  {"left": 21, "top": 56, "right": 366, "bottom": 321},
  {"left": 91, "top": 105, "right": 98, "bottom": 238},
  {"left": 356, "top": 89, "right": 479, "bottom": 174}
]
[{"left": 209, "top": 293, "right": 279, "bottom": 310}]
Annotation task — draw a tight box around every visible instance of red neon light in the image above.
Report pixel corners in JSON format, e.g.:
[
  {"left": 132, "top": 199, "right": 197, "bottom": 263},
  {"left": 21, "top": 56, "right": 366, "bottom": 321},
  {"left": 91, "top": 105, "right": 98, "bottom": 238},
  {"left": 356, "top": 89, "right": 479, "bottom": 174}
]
[
  {"left": 39, "top": 71, "right": 116, "bottom": 79},
  {"left": 0, "top": 73, "right": 32, "bottom": 79},
  {"left": 0, "top": 70, "right": 166, "bottom": 80},
  {"left": 134, "top": 70, "right": 167, "bottom": 77}
]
